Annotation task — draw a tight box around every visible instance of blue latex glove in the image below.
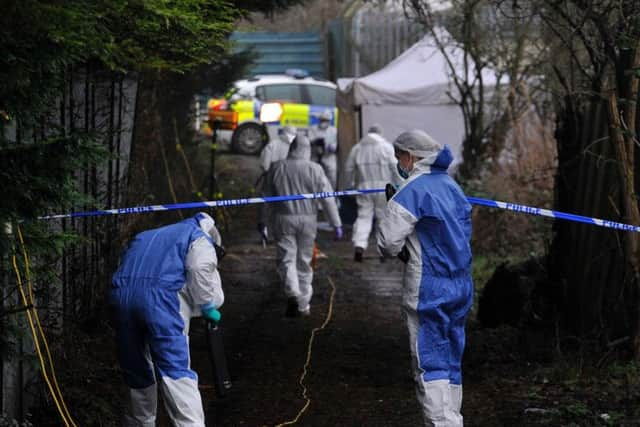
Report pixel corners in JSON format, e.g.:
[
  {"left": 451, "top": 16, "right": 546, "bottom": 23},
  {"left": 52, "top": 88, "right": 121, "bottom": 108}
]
[
  {"left": 201, "top": 305, "right": 221, "bottom": 323},
  {"left": 325, "top": 143, "right": 337, "bottom": 154},
  {"left": 334, "top": 226, "right": 343, "bottom": 241}
]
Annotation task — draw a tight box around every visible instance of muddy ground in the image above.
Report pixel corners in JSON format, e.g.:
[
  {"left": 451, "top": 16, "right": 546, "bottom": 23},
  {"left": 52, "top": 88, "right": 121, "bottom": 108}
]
[{"left": 36, "top": 146, "right": 640, "bottom": 426}]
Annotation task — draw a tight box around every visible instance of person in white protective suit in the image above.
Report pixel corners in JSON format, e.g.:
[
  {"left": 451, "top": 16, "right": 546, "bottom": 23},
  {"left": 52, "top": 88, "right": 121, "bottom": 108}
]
[
  {"left": 259, "top": 125, "right": 297, "bottom": 173},
  {"left": 308, "top": 111, "right": 338, "bottom": 189},
  {"left": 377, "top": 130, "right": 473, "bottom": 427},
  {"left": 111, "top": 212, "right": 225, "bottom": 427},
  {"left": 344, "top": 124, "right": 399, "bottom": 262},
  {"left": 262, "top": 134, "right": 343, "bottom": 317},
  {"left": 257, "top": 125, "right": 298, "bottom": 243}
]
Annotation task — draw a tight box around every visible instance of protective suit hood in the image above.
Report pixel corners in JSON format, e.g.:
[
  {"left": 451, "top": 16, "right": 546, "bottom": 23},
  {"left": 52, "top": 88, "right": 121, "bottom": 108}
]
[
  {"left": 194, "top": 212, "right": 221, "bottom": 245},
  {"left": 288, "top": 135, "right": 311, "bottom": 160},
  {"left": 278, "top": 125, "right": 297, "bottom": 144}
]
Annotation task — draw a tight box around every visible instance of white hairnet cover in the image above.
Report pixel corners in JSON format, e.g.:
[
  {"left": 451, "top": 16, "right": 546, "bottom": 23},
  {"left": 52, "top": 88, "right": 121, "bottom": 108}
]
[
  {"left": 393, "top": 129, "right": 443, "bottom": 159},
  {"left": 368, "top": 123, "right": 383, "bottom": 135},
  {"left": 319, "top": 111, "right": 332, "bottom": 121}
]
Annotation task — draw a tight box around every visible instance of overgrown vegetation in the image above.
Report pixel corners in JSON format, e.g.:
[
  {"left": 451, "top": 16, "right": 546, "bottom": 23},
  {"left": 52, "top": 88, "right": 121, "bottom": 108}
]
[{"left": 0, "top": 0, "right": 275, "bottom": 423}]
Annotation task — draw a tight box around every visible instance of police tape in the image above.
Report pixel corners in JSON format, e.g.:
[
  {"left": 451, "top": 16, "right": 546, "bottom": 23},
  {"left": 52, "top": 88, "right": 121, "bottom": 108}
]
[
  {"left": 38, "top": 189, "right": 384, "bottom": 220},
  {"left": 38, "top": 189, "right": 640, "bottom": 233},
  {"left": 466, "top": 197, "right": 640, "bottom": 232}
]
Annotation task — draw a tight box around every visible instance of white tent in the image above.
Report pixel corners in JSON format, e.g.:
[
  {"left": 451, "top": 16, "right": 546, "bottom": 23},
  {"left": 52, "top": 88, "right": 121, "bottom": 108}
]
[{"left": 336, "top": 28, "right": 501, "bottom": 176}]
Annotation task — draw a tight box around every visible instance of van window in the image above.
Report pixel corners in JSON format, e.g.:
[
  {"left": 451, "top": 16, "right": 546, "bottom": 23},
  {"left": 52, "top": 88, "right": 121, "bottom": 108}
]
[
  {"left": 305, "top": 85, "right": 336, "bottom": 106},
  {"left": 257, "top": 84, "right": 304, "bottom": 103}
]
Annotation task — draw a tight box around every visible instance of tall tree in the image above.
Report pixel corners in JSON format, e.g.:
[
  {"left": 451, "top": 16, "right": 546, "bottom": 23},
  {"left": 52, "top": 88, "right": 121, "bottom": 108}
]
[
  {"left": 530, "top": 0, "right": 640, "bottom": 355},
  {"left": 402, "top": 0, "right": 531, "bottom": 179}
]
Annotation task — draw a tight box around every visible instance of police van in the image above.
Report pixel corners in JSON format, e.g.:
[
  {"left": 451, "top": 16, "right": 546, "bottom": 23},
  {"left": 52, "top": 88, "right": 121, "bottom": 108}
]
[{"left": 207, "top": 69, "right": 338, "bottom": 154}]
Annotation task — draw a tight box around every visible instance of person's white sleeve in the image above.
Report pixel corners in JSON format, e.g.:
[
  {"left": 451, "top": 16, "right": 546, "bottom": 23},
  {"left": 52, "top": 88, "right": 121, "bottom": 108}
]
[
  {"left": 377, "top": 199, "right": 416, "bottom": 256},
  {"left": 185, "top": 236, "right": 224, "bottom": 311},
  {"left": 325, "top": 127, "right": 338, "bottom": 153},
  {"left": 317, "top": 166, "right": 342, "bottom": 228},
  {"left": 383, "top": 143, "right": 401, "bottom": 186},
  {"left": 344, "top": 146, "right": 357, "bottom": 188},
  {"left": 259, "top": 143, "right": 273, "bottom": 173},
  {"left": 322, "top": 173, "right": 342, "bottom": 227}
]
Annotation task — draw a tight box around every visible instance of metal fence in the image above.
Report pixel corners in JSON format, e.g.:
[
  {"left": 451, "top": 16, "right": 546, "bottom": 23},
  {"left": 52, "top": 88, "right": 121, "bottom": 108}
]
[
  {"left": 230, "top": 31, "right": 325, "bottom": 78},
  {"left": 1, "top": 71, "right": 137, "bottom": 420},
  {"left": 327, "top": 5, "right": 425, "bottom": 79}
]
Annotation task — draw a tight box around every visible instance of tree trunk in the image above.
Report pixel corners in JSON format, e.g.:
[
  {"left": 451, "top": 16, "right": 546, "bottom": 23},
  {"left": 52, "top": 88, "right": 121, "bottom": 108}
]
[{"left": 608, "top": 90, "right": 640, "bottom": 357}]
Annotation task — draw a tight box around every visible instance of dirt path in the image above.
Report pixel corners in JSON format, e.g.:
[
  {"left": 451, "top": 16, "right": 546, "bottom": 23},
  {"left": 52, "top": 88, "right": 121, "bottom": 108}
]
[
  {"left": 177, "top": 150, "right": 418, "bottom": 426},
  {"left": 192, "top": 227, "right": 425, "bottom": 427}
]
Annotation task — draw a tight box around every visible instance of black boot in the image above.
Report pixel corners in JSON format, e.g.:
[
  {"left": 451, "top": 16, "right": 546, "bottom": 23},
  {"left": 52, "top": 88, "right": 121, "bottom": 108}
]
[
  {"left": 285, "top": 297, "right": 299, "bottom": 318},
  {"left": 354, "top": 247, "right": 364, "bottom": 262}
]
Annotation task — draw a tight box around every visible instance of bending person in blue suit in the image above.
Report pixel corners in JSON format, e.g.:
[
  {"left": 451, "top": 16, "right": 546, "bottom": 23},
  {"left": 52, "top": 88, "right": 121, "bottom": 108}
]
[
  {"left": 377, "top": 130, "right": 473, "bottom": 427},
  {"left": 111, "top": 212, "right": 224, "bottom": 426}
]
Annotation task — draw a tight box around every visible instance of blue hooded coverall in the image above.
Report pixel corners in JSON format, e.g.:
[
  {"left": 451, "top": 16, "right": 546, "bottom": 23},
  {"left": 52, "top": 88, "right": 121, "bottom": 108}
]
[
  {"left": 377, "top": 145, "right": 473, "bottom": 426},
  {"left": 111, "top": 214, "right": 223, "bottom": 426}
]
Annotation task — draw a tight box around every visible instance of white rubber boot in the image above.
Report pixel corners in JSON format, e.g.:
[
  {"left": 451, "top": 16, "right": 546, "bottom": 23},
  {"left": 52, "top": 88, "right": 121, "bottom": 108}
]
[
  {"left": 421, "top": 379, "right": 451, "bottom": 427},
  {"left": 449, "top": 384, "right": 464, "bottom": 426}
]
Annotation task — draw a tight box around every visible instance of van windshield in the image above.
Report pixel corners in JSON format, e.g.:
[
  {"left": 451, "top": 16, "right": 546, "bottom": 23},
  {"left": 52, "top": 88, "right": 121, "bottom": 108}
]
[
  {"left": 306, "top": 85, "right": 335, "bottom": 106},
  {"left": 256, "top": 84, "right": 304, "bottom": 103}
]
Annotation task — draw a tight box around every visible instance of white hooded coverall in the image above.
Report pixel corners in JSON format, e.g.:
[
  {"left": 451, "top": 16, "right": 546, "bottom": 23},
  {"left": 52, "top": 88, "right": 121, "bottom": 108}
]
[
  {"left": 263, "top": 136, "right": 342, "bottom": 312},
  {"left": 344, "top": 131, "right": 398, "bottom": 250},
  {"left": 308, "top": 123, "right": 338, "bottom": 189},
  {"left": 259, "top": 127, "right": 296, "bottom": 173}
]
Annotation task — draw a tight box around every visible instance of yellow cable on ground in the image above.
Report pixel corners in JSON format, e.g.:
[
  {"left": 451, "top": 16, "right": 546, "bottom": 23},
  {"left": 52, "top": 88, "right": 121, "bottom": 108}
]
[
  {"left": 274, "top": 275, "right": 337, "bottom": 427},
  {"left": 11, "top": 248, "right": 71, "bottom": 427},
  {"left": 16, "top": 226, "right": 77, "bottom": 427}
]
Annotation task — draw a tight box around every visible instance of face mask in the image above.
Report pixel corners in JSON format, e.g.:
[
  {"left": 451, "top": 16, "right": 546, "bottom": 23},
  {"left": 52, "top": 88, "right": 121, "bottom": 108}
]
[
  {"left": 319, "top": 121, "right": 329, "bottom": 130},
  {"left": 397, "top": 162, "right": 409, "bottom": 179}
]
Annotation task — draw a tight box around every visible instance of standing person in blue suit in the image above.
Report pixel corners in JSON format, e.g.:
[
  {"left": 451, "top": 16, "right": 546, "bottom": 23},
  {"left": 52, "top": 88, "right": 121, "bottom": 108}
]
[
  {"left": 111, "top": 212, "right": 225, "bottom": 427},
  {"left": 377, "top": 130, "right": 473, "bottom": 427}
]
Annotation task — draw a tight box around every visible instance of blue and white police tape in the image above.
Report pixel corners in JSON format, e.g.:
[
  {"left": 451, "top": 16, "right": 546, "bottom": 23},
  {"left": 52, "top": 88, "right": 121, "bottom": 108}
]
[
  {"left": 38, "top": 189, "right": 384, "bottom": 220},
  {"left": 39, "top": 189, "right": 640, "bottom": 233},
  {"left": 466, "top": 197, "right": 640, "bottom": 232}
]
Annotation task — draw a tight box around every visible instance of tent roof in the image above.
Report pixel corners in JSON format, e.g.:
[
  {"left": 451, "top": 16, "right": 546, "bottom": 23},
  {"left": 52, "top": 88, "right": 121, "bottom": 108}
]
[{"left": 337, "top": 28, "right": 500, "bottom": 109}]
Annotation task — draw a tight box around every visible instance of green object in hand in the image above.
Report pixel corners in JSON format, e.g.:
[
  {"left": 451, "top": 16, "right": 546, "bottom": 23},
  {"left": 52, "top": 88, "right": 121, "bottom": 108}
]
[{"left": 202, "top": 307, "right": 221, "bottom": 323}]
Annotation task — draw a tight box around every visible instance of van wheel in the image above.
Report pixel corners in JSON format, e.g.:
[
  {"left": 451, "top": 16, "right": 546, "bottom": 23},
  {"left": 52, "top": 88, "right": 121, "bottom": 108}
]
[{"left": 232, "top": 123, "right": 267, "bottom": 155}]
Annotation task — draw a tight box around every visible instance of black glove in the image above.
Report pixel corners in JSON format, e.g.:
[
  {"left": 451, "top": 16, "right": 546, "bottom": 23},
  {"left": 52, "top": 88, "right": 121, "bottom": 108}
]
[
  {"left": 397, "top": 246, "right": 410, "bottom": 263},
  {"left": 213, "top": 243, "right": 226, "bottom": 261},
  {"left": 311, "top": 137, "right": 325, "bottom": 158},
  {"left": 385, "top": 183, "right": 397, "bottom": 201}
]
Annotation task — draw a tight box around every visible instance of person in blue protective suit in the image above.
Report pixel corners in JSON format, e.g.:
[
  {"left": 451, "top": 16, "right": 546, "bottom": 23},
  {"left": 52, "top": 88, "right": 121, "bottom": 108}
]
[
  {"left": 262, "top": 134, "right": 343, "bottom": 317},
  {"left": 377, "top": 130, "right": 473, "bottom": 427},
  {"left": 111, "top": 212, "right": 224, "bottom": 427}
]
